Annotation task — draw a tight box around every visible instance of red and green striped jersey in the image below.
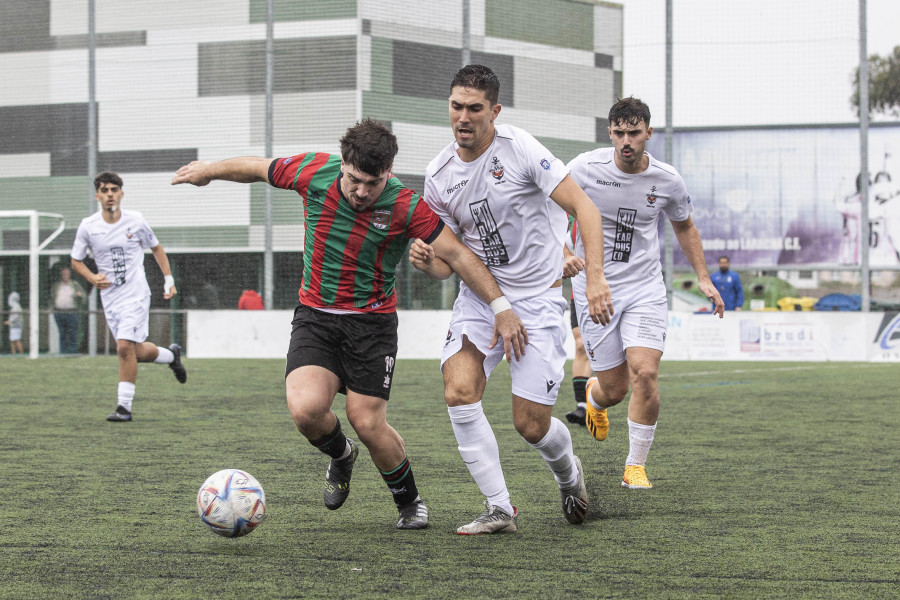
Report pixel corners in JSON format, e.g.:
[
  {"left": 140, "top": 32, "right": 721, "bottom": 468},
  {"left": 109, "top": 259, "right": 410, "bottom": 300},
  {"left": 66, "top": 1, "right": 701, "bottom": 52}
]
[{"left": 269, "top": 153, "right": 443, "bottom": 313}]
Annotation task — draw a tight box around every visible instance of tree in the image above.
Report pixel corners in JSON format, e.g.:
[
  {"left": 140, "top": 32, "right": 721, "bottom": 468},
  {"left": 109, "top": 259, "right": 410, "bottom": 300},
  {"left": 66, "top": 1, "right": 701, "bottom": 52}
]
[{"left": 851, "top": 46, "right": 900, "bottom": 118}]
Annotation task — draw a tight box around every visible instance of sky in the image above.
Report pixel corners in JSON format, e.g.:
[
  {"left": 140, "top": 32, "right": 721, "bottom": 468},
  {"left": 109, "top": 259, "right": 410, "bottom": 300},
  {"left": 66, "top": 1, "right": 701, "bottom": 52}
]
[{"left": 616, "top": 0, "right": 900, "bottom": 127}]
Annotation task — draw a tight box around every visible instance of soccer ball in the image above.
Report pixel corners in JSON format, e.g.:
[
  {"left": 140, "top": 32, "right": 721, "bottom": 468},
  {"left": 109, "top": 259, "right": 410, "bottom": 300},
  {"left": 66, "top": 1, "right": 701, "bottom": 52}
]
[{"left": 197, "top": 469, "right": 266, "bottom": 538}]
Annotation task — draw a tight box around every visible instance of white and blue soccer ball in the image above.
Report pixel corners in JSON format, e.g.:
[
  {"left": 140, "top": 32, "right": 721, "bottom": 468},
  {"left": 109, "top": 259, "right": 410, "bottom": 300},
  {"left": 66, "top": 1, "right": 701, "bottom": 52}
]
[{"left": 197, "top": 469, "right": 266, "bottom": 537}]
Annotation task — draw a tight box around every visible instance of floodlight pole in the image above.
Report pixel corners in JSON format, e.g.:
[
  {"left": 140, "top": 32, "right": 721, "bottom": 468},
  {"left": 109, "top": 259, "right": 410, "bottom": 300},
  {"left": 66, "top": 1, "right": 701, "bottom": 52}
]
[
  {"left": 87, "top": 0, "right": 98, "bottom": 356},
  {"left": 859, "top": 0, "right": 870, "bottom": 312},
  {"left": 663, "top": 0, "right": 674, "bottom": 309},
  {"left": 263, "top": 0, "right": 274, "bottom": 310}
]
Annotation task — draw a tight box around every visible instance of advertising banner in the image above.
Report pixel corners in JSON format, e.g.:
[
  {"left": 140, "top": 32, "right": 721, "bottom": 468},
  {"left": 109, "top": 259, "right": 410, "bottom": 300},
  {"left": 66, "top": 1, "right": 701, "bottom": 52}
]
[{"left": 650, "top": 125, "right": 900, "bottom": 267}]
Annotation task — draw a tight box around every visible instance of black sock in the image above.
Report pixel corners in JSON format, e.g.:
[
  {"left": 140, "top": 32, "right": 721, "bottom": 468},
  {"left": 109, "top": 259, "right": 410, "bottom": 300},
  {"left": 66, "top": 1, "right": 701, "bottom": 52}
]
[
  {"left": 309, "top": 420, "right": 347, "bottom": 460},
  {"left": 380, "top": 457, "right": 419, "bottom": 508},
  {"left": 573, "top": 377, "right": 588, "bottom": 407}
]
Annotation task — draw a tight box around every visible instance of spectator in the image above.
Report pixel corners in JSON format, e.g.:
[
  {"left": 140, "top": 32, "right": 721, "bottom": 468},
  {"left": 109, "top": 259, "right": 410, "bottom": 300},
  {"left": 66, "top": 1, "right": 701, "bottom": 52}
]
[
  {"left": 52, "top": 266, "right": 85, "bottom": 353},
  {"left": 238, "top": 289, "right": 264, "bottom": 310},
  {"left": 710, "top": 256, "right": 744, "bottom": 310},
  {"left": 5, "top": 291, "right": 24, "bottom": 354}
]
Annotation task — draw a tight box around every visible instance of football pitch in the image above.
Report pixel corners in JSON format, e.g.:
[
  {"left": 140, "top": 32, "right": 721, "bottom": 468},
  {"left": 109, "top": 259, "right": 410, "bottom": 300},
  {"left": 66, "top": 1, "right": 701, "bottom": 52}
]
[{"left": 1, "top": 357, "right": 897, "bottom": 599}]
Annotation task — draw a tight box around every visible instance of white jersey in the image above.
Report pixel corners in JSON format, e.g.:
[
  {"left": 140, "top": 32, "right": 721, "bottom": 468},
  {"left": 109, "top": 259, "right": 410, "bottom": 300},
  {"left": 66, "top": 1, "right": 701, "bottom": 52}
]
[
  {"left": 424, "top": 123, "right": 570, "bottom": 302},
  {"left": 71, "top": 209, "right": 159, "bottom": 308},
  {"left": 569, "top": 148, "right": 691, "bottom": 299}
]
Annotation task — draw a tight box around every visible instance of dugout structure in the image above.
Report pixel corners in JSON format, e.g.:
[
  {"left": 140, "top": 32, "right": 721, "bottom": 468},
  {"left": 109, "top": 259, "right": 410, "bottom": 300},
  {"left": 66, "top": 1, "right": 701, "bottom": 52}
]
[{"left": 0, "top": 210, "right": 65, "bottom": 359}]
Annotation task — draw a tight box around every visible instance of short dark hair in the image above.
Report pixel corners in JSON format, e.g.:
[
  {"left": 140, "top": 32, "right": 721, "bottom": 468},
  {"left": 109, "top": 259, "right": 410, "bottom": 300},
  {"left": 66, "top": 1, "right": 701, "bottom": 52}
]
[
  {"left": 450, "top": 64, "right": 500, "bottom": 105},
  {"left": 719, "top": 256, "right": 730, "bottom": 262},
  {"left": 608, "top": 97, "right": 651, "bottom": 128},
  {"left": 94, "top": 171, "right": 123, "bottom": 190},
  {"left": 339, "top": 118, "right": 398, "bottom": 177}
]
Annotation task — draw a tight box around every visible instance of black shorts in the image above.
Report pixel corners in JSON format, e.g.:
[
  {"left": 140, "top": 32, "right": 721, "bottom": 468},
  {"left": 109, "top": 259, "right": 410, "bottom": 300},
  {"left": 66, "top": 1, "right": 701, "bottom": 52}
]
[
  {"left": 569, "top": 297, "right": 579, "bottom": 329},
  {"left": 285, "top": 304, "right": 398, "bottom": 400}
]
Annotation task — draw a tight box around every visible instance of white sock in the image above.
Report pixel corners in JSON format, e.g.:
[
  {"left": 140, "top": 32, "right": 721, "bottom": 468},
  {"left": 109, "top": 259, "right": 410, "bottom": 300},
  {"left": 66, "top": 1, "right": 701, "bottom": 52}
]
[
  {"left": 529, "top": 417, "right": 577, "bottom": 489},
  {"left": 154, "top": 346, "right": 174, "bottom": 364},
  {"left": 447, "top": 402, "right": 513, "bottom": 514},
  {"left": 586, "top": 379, "right": 604, "bottom": 410},
  {"left": 117, "top": 381, "right": 135, "bottom": 412},
  {"left": 626, "top": 418, "right": 657, "bottom": 466}
]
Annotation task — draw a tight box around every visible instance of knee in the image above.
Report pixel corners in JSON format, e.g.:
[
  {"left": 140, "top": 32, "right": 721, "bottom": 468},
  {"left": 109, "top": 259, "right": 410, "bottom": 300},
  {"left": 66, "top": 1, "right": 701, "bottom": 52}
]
[
  {"left": 346, "top": 411, "right": 384, "bottom": 446},
  {"left": 115, "top": 342, "right": 134, "bottom": 361},
  {"left": 629, "top": 365, "right": 659, "bottom": 393},
  {"left": 597, "top": 379, "right": 629, "bottom": 405},
  {"left": 285, "top": 391, "right": 327, "bottom": 435},
  {"left": 513, "top": 414, "right": 549, "bottom": 445},
  {"left": 443, "top": 381, "right": 481, "bottom": 407}
]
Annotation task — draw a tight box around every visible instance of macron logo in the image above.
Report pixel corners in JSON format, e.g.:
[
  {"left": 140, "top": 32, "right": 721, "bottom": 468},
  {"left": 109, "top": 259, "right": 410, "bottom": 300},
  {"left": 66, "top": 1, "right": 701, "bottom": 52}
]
[{"left": 446, "top": 179, "right": 469, "bottom": 195}]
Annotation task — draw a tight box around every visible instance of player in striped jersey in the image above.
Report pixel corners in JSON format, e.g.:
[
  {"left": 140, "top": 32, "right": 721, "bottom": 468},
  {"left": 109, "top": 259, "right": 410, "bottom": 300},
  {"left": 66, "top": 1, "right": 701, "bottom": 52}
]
[{"left": 172, "top": 119, "right": 526, "bottom": 530}]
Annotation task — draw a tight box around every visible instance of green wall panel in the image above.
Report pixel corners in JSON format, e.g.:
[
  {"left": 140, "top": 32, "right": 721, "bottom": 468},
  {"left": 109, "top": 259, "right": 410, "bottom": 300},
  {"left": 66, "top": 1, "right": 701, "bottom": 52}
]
[
  {"left": 250, "top": 0, "right": 357, "bottom": 23},
  {"left": 486, "top": 0, "right": 593, "bottom": 51},
  {"left": 0, "top": 176, "right": 90, "bottom": 224},
  {"left": 536, "top": 136, "right": 604, "bottom": 164},
  {"left": 370, "top": 37, "right": 393, "bottom": 94},
  {"left": 153, "top": 226, "right": 249, "bottom": 248},
  {"left": 362, "top": 91, "right": 448, "bottom": 127}
]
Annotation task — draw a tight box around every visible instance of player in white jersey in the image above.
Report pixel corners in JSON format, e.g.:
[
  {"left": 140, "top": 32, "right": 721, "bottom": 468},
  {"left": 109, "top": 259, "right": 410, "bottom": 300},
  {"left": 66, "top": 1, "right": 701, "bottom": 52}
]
[
  {"left": 569, "top": 97, "right": 723, "bottom": 490},
  {"left": 71, "top": 172, "right": 187, "bottom": 422},
  {"left": 409, "top": 65, "right": 610, "bottom": 533}
]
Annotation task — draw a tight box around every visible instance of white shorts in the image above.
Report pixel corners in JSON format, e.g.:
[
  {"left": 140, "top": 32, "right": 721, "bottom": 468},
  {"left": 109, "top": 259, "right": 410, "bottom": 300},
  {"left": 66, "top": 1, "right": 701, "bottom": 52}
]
[
  {"left": 9, "top": 327, "right": 22, "bottom": 342},
  {"left": 441, "top": 286, "right": 568, "bottom": 405},
  {"left": 575, "top": 290, "right": 667, "bottom": 372},
  {"left": 104, "top": 296, "right": 150, "bottom": 343}
]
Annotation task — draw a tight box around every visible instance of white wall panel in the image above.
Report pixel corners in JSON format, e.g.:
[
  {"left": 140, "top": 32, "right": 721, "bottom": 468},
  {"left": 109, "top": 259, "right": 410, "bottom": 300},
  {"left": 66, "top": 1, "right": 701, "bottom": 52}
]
[
  {"left": 248, "top": 224, "right": 305, "bottom": 252},
  {"left": 96, "top": 45, "right": 197, "bottom": 101},
  {"left": 482, "top": 37, "right": 595, "bottom": 67},
  {"left": 496, "top": 107, "right": 596, "bottom": 142},
  {"left": 594, "top": 4, "right": 623, "bottom": 57},
  {"left": 250, "top": 91, "right": 357, "bottom": 148},
  {"left": 51, "top": 0, "right": 249, "bottom": 36},
  {"left": 0, "top": 153, "right": 51, "bottom": 178},
  {"left": 392, "top": 122, "right": 451, "bottom": 176},
  {"left": 122, "top": 172, "right": 250, "bottom": 227},
  {"left": 0, "top": 53, "right": 53, "bottom": 106},
  {"left": 513, "top": 57, "right": 606, "bottom": 118},
  {"left": 361, "top": 0, "right": 462, "bottom": 33},
  {"left": 99, "top": 96, "right": 252, "bottom": 152}
]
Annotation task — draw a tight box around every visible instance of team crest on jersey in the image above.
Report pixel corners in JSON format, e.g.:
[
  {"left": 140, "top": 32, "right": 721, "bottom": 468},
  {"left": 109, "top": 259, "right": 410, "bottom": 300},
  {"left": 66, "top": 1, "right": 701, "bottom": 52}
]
[
  {"left": 125, "top": 227, "right": 134, "bottom": 239},
  {"left": 540, "top": 158, "right": 551, "bottom": 170},
  {"left": 373, "top": 209, "right": 391, "bottom": 230},
  {"left": 646, "top": 185, "right": 658, "bottom": 207},
  {"left": 490, "top": 156, "right": 505, "bottom": 181}
]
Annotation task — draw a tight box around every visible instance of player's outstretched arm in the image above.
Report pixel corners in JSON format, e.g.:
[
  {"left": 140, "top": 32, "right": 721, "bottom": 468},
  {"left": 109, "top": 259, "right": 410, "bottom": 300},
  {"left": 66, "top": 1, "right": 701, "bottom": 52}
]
[
  {"left": 672, "top": 217, "right": 725, "bottom": 318},
  {"left": 550, "top": 175, "right": 612, "bottom": 324},
  {"left": 171, "top": 157, "right": 272, "bottom": 187},
  {"left": 430, "top": 228, "right": 529, "bottom": 361}
]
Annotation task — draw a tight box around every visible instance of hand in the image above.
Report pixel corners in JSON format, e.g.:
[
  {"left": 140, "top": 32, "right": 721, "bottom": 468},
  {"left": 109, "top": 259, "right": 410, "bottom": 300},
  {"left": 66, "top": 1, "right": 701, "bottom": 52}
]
[
  {"left": 489, "top": 308, "right": 529, "bottom": 362},
  {"left": 586, "top": 274, "right": 613, "bottom": 325},
  {"left": 171, "top": 161, "right": 214, "bottom": 186},
  {"left": 408, "top": 238, "right": 435, "bottom": 271},
  {"left": 699, "top": 279, "right": 725, "bottom": 318},
  {"left": 92, "top": 273, "right": 111, "bottom": 290},
  {"left": 562, "top": 254, "right": 585, "bottom": 278},
  {"left": 164, "top": 284, "right": 177, "bottom": 300}
]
